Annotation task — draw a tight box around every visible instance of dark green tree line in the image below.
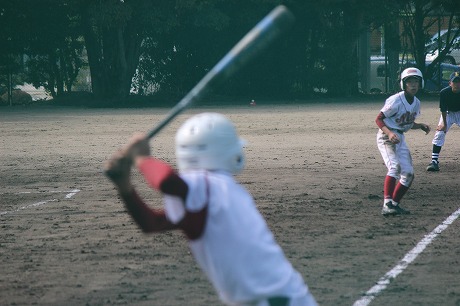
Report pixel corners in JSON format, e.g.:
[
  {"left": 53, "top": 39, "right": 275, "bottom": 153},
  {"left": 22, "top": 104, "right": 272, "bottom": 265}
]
[
  {"left": 0, "top": 1, "right": 85, "bottom": 98},
  {"left": 1, "top": 0, "right": 459, "bottom": 104}
]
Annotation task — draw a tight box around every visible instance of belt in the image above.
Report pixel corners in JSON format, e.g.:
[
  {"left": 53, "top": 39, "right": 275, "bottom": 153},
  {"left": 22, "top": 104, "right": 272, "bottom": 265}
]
[
  {"left": 268, "top": 297, "right": 289, "bottom": 306},
  {"left": 389, "top": 128, "right": 404, "bottom": 134}
]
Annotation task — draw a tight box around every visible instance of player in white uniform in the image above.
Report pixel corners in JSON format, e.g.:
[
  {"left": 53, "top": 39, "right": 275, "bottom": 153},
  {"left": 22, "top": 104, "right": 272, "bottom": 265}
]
[
  {"left": 375, "top": 68, "right": 431, "bottom": 216},
  {"left": 105, "top": 113, "right": 317, "bottom": 306}
]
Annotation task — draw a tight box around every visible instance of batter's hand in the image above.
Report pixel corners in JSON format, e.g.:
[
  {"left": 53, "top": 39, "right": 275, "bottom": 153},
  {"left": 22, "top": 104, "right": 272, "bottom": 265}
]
[
  {"left": 436, "top": 123, "right": 446, "bottom": 132},
  {"left": 104, "top": 149, "right": 133, "bottom": 192},
  {"left": 125, "top": 133, "right": 151, "bottom": 159},
  {"left": 421, "top": 124, "right": 431, "bottom": 135},
  {"left": 104, "top": 133, "right": 150, "bottom": 192},
  {"left": 388, "top": 132, "right": 400, "bottom": 144}
]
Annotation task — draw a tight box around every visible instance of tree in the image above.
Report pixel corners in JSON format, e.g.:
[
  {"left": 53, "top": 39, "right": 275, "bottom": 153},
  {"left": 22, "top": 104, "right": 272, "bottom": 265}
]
[
  {"left": 9, "top": 0, "right": 458, "bottom": 103},
  {"left": 400, "top": 0, "right": 460, "bottom": 79},
  {"left": 0, "top": 0, "right": 86, "bottom": 98},
  {"left": 287, "top": 0, "right": 396, "bottom": 97},
  {"left": 0, "top": 1, "right": 29, "bottom": 95},
  {"left": 79, "top": 0, "right": 169, "bottom": 101},
  {"left": 134, "top": 0, "right": 294, "bottom": 98},
  {"left": 26, "top": 1, "right": 85, "bottom": 97}
]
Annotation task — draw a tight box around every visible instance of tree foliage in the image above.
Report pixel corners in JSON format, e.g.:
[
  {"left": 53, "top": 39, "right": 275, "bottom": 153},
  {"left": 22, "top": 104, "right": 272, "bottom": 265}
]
[
  {"left": 388, "top": 0, "right": 459, "bottom": 90},
  {"left": 1, "top": 0, "right": 460, "bottom": 104},
  {"left": 0, "top": 0, "right": 85, "bottom": 98}
]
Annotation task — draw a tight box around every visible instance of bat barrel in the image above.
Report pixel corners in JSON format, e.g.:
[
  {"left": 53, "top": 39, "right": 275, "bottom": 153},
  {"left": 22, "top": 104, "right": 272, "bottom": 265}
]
[{"left": 146, "top": 5, "right": 295, "bottom": 139}]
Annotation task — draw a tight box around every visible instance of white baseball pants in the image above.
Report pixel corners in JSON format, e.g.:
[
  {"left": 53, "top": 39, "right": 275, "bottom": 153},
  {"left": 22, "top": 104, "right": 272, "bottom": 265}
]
[{"left": 377, "top": 130, "right": 414, "bottom": 187}]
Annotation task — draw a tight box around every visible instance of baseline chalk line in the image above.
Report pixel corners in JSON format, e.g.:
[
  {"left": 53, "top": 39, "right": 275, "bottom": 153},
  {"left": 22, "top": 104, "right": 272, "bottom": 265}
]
[
  {"left": 0, "top": 190, "right": 80, "bottom": 195},
  {"left": 0, "top": 189, "right": 80, "bottom": 216},
  {"left": 353, "top": 206, "right": 460, "bottom": 306}
]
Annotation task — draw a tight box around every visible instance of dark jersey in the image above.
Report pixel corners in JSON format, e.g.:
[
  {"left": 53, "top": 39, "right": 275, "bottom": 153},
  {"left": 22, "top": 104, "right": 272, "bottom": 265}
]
[{"left": 439, "top": 86, "right": 460, "bottom": 112}]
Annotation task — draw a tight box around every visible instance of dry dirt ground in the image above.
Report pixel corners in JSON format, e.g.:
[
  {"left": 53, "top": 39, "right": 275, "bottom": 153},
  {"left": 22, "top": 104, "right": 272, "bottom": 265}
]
[{"left": 1, "top": 99, "right": 459, "bottom": 306}]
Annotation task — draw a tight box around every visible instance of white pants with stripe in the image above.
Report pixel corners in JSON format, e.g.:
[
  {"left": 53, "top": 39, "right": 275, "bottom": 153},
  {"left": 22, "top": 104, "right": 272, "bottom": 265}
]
[
  {"left": 377, "top": 129, "right": 414, "bottom": 187},
  {"left": 432, "top": 111, "right": 460, "bottom": 147}
]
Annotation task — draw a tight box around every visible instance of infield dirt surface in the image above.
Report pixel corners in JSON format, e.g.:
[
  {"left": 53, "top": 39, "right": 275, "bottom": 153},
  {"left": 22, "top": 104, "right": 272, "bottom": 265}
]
[{"left": 1, "top": 98, "right": 459, "bottom": 306}]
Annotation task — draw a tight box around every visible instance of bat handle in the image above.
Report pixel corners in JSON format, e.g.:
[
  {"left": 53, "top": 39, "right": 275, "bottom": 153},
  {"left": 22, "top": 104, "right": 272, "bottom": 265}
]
[{"left": 146, "top": 98, "right": 191, "bottom": 140}]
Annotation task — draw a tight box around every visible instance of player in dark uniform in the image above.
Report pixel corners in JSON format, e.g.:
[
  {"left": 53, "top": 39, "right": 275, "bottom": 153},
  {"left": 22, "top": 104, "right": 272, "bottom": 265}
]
[{"left": 427, "top": 71, "right": 460, "bottom": 171}]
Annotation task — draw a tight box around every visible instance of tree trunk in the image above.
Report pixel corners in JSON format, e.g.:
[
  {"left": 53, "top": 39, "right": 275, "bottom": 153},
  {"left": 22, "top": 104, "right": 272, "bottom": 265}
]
[
  {"left": 81, "top": 5, "right": 142, "bottom": 102},
  {"left": 385, "top": 21, "right": 401, "bottom": 93}
]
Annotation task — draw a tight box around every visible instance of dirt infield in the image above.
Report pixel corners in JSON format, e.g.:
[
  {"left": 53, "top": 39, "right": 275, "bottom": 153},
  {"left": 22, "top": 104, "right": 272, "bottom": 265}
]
[{"left": 1, "top": 100, "right": 459, "bottom": 306}]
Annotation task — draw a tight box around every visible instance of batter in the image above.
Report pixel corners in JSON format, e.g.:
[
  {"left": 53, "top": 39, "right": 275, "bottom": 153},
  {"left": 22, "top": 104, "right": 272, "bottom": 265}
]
[{"left": 105, "top": 113, "right": 318, "bottom": 306}]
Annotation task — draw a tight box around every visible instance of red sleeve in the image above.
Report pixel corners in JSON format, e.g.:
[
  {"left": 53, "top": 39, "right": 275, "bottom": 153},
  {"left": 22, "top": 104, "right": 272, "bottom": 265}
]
[
  {"left": 137, "top": 157, "right": 207, "bottom": 240},
  {"left": 138, "top": 157, "right": 188, "bottom": 200},
  {"left": 375, "top": 112, "right": 386, "bottom": 129},
  {"left": 120, "top": 189, "right": 177, "bottom": 233}
]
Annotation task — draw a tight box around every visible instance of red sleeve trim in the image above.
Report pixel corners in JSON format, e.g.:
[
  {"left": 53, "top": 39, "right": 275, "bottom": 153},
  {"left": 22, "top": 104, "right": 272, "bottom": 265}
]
[
  {"left": 376, "top": 112, "right": 386, "bottom": 129},
  {"left": 179, "top": 207, "right": 208, "bottom": 240},
  {"left": 120, "top": 190, "right": 177, "bottom": 233},
  {"left": 178, "top": 174, "right": 210, "bottom": 240}
]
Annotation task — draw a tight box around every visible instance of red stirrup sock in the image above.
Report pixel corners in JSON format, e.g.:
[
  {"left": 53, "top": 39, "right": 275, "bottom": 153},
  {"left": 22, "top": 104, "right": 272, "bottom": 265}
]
[
  {"left": 393, "top": 182, "right": 409, "bottom": 204},
  {"left": 384, "top": 175, "right": 396, "bottom": 201}
]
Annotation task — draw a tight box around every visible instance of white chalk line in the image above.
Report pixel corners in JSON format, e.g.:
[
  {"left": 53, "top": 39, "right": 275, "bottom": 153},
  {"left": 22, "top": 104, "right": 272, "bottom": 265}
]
[
  {"left": 0, "top": 190, "right": 79, "bottom": 195},
  {"left": 353, "top": 206, "right": 460, "bottom": 306},
  {"left": 0, "top": 189, "right": 80, "bottom": 216}
]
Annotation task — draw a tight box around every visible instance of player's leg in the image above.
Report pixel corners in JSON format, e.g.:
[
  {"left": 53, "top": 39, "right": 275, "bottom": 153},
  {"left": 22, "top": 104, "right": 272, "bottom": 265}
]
[
  {"left": 427, "top": 113, "right": 454, "bottom": 171},
  {"left": 454, "top": 111, "right": 460, "bottom": 127},
  {"left": 377, "top": 130, "right": 400, "bottom": 215},
  {"left": 391, "top": 137, "right": 412, "bottom": 214}
]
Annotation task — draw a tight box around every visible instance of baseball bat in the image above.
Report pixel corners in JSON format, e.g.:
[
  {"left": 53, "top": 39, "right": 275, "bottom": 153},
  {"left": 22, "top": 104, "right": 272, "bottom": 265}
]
[{"left": 145, "top": 5, "right": 295, "bottom": 139}]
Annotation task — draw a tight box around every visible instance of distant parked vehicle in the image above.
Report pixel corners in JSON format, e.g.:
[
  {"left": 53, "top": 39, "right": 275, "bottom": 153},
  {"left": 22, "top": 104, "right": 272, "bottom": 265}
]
[
  {"left": 425, "top": 29, "right": 460, "bottom": 65},
  {"left": 368, "top": 57, "right": 405, "bottom": 93},
  {"left": 368, "top": 57, "right": 390, "bottom": 93},
  {"left": 367, "top": 58, "right": 460, "bottom": 93},
  {"left": 424, "top": 63, "right": 460, "bottom": 92}
]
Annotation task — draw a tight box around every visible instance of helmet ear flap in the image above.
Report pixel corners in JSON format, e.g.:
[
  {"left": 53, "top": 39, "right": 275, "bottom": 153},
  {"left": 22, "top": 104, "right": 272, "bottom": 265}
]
[
  {"left": 400, "top": 78, "right": 424, "bottom": 90},
  {"left": 400, "top": 67, "right": 424, "bottom": 90}
]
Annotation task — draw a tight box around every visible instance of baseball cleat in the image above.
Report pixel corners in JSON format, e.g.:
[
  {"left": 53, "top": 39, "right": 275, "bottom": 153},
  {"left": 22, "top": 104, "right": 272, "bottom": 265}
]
[
  {"left": 426, "top": 161, "right": 439, "bottom": 172},
  {"left": 381, "top": 203, "right": 397, "bottom": 216},
  {"left": 381, "top": 202, "right": 410, "bottom": 216},
  {"left": 392, "top": 204, "right": 410, "bottom": 215}
]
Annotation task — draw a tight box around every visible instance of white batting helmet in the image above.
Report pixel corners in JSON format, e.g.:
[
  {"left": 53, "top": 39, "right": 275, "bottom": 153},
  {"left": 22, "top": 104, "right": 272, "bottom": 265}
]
[
  {"left": 400, "top": 67, "right": 424, "bottom": 90},
  {"left": 175, "top": 113, "right": 246, "bottom": 174}
]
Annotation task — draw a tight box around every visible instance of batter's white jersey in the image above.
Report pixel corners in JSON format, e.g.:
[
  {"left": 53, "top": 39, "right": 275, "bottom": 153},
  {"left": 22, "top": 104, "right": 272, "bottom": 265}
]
[
  {"left": 377, "top": 92, "right": 421, "bottom": 186},
  {"left": 163, "top": 169, "right": 316, "bottom": 306}
]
